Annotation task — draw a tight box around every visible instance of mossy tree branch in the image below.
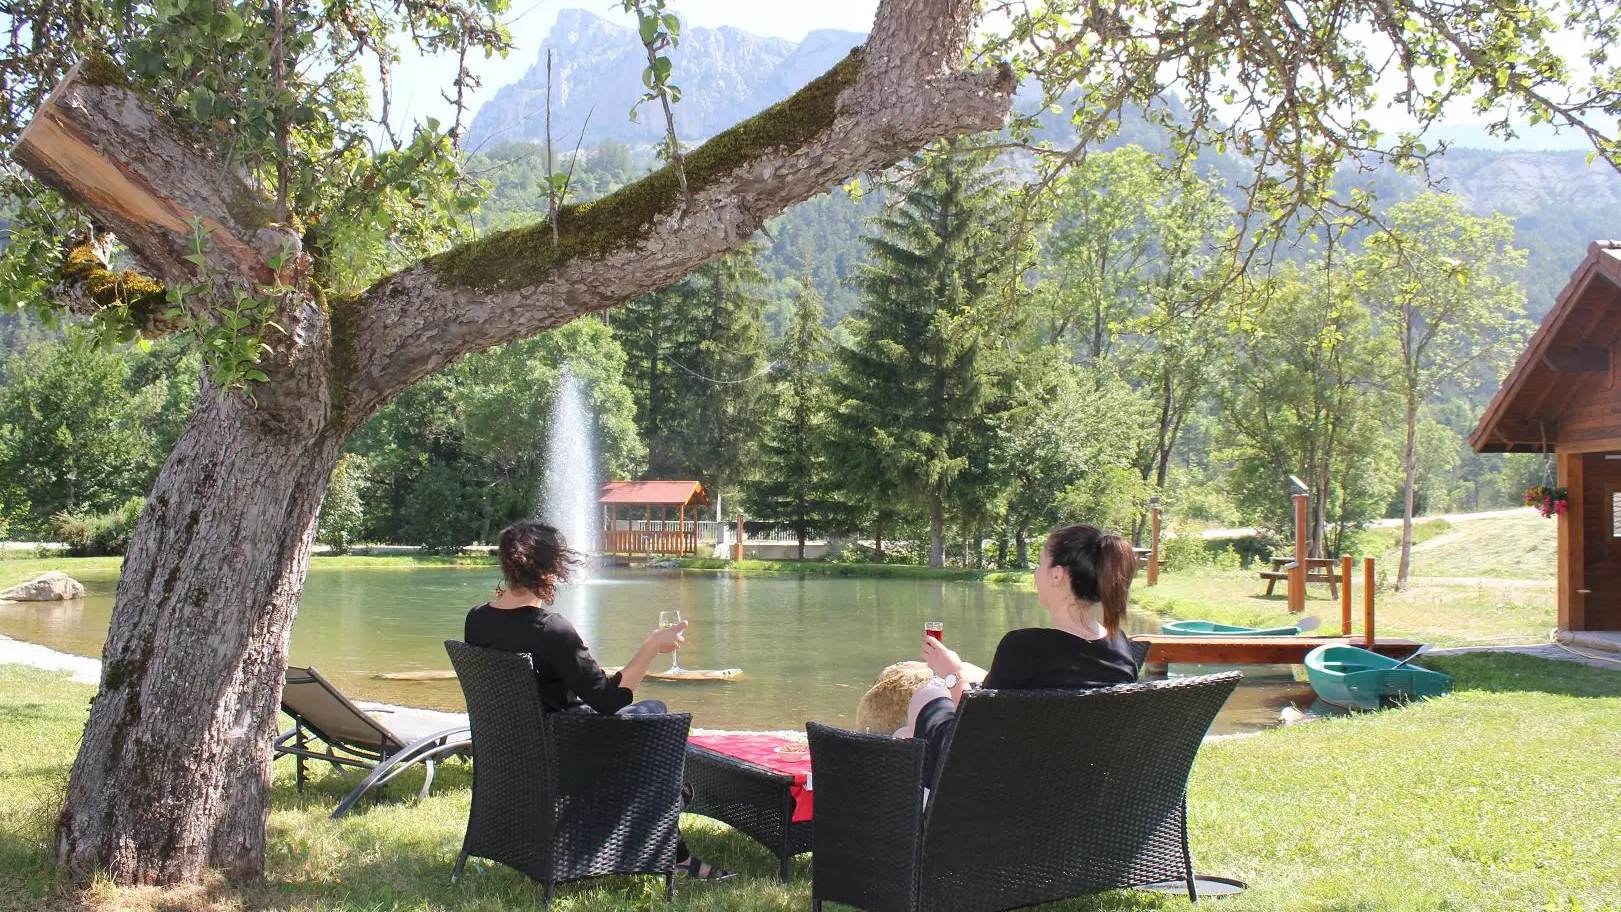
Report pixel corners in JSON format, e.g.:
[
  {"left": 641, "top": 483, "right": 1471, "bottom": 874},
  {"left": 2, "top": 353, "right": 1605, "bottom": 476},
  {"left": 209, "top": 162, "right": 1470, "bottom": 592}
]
[
  {"left": 54, "top": 236, "right": 180, "bottom": 337},
  {"left": 341, "top": 0, "right": 1014, "bottom": 425}
]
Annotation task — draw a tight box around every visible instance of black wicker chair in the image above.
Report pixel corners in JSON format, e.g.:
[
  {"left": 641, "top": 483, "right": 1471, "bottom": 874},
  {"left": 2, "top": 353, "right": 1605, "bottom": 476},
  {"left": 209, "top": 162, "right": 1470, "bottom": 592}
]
[
  {"left": 807, "top": 671, "right": 1242, "bottom": 912},
  {"left": 445, "top": 641, "right": 692, "bottom": 908}
]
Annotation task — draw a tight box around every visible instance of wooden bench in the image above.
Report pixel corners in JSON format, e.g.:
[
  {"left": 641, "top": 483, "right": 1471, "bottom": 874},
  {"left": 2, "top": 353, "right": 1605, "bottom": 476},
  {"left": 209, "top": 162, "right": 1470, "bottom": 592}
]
[{"left": 1260, "top": 556, "right": 1339, "bottom": 597}]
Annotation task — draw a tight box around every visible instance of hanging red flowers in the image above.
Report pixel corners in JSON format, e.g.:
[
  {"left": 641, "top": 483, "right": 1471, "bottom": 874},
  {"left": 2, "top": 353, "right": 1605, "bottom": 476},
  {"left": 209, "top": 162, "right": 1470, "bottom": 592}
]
[{"left": 1524, "top": 485, "right": 1569, "bottom": 518}]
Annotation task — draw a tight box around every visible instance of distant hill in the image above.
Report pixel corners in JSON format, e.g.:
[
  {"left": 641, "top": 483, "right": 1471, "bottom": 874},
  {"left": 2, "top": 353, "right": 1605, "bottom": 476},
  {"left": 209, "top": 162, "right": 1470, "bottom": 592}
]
[
  {"left": 465, "top": 10, "right": 1620, "bottom": 322},
  {"left": 464, "top": 9, "right": 864, "bottom": 152}
]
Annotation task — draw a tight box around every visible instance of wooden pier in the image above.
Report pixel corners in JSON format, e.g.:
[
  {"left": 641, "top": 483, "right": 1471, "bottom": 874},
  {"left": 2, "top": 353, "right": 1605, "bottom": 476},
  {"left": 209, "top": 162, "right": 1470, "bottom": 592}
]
[{"left": 1131, "top": 634, "right": 1423, "bottom": 667}]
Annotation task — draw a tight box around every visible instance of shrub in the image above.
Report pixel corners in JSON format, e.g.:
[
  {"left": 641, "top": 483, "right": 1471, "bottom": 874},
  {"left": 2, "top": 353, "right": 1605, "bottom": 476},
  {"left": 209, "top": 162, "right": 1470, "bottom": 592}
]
[
  {"left": 1161, "top": 533, "right": 1212, "bottom": 570},
  {"left": 1213, "top": 529, "right": 1290, "bottom": 568},
  {"left": 51, "top": 496, "right": 145, "bottom": 556}
]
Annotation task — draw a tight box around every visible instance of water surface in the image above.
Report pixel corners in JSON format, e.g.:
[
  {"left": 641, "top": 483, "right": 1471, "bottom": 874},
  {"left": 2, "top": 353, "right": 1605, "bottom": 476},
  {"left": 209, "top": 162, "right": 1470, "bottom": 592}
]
[{"left": 0, "top": 565, "right": 1313, "bottom": 733}]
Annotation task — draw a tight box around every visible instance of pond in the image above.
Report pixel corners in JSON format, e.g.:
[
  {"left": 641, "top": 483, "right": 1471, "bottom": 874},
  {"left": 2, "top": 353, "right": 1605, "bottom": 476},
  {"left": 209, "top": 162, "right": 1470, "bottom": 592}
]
[{"left": 0, "top": 565, "right": 1315, "bottom": 734}]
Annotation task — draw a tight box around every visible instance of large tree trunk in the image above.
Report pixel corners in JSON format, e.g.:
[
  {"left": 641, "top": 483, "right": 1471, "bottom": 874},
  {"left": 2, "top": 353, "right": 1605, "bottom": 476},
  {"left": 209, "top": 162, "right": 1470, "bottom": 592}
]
[
  {"left": 19, "top": 0, "right": 1012, "bottom": 886},
  {"left": 57, "top": 386, "right": 342, "bottom": 883}
]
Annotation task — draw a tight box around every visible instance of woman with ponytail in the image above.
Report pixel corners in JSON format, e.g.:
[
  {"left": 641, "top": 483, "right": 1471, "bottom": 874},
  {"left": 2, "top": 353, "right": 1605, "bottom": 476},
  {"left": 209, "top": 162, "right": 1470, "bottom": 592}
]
[{"left": 902, "top": 523, "right": 1141, "bottom": 782}]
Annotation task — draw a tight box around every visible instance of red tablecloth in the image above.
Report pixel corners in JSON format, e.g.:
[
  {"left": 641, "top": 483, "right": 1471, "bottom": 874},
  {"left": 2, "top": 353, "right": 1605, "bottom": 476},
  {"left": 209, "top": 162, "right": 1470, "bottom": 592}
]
[{"left": 688, "top": 733, "right": 813, "bottom": 822}]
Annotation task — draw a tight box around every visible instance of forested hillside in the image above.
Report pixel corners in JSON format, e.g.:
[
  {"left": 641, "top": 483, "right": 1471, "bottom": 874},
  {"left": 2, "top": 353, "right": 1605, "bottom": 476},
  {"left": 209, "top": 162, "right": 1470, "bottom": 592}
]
[{"left": 0, "top": 8, "right": 1596, "bottom": 561}]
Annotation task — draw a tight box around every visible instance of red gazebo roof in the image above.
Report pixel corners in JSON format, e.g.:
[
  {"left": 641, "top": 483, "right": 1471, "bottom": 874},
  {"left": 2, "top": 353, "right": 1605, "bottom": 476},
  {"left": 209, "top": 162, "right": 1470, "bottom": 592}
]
[{"left": 599, "top": 480, "right": 708, "bottom": 507}]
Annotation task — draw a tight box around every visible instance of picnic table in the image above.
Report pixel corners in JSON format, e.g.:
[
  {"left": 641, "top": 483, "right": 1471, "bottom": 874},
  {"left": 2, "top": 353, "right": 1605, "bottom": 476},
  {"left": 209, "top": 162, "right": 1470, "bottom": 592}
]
[
  {"left": 1132, "top": 546, "right": 1167, "bottom": 572},
  {"left": 1259, "top": 556, "right": 1339, "bottom": 597}
]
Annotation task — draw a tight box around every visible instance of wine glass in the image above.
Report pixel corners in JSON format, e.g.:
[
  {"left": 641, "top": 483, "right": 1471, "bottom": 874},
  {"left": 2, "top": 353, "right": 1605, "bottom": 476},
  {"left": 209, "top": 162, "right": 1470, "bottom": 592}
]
[{"left": 659, "top": 610, "right": 684, "bottom": 673}]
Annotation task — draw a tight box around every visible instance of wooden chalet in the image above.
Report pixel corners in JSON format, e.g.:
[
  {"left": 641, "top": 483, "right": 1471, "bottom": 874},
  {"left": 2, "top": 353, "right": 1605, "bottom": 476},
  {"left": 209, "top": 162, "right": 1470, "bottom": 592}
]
[
  {"left": 1471, "top": 240, "right": 1621, "bottom": 632},
  {"left": 599, "top": 480, "right": 708, "bottom": 561}
]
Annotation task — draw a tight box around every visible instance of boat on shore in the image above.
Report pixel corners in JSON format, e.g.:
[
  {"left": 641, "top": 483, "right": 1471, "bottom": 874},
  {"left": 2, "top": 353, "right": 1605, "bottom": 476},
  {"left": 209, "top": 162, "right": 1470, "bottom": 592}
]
[
  {"left": 1303, "top": 644, "right": 1451, "bottom": 710},
  {"left": 1161, "top": 619, "right": 1304, "bottom": 636}
]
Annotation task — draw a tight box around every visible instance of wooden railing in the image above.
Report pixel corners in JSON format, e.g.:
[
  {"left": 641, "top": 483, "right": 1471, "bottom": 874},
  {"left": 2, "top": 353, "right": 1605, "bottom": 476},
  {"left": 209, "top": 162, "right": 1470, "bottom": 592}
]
[{"left": 602, "top": 528, "right": 699, "bottom": 556}]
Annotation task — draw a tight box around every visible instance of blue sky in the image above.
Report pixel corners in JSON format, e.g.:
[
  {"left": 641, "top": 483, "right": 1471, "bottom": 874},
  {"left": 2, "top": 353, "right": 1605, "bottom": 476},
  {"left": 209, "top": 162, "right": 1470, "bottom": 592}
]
[{"left": 389, "top": 1, "right": 1595, "bottom": 153}]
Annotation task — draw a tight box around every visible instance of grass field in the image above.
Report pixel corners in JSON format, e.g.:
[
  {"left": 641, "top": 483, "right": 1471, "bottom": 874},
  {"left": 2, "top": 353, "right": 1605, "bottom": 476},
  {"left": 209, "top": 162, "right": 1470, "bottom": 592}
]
[{"left": 2, "top": 653, "right": 1617, "bottom": 912}]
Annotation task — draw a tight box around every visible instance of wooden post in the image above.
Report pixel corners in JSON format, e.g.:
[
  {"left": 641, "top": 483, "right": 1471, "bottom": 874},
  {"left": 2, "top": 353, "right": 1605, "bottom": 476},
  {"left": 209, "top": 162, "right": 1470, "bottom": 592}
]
[
  {"left": 1146, "top": 506, "right": 1162, "bottom": 587},
  {"left": 734, "top": 514, "right": 745, "bottom": 563},
  {"left": 1362, "top": 557, "right": 1376, "bottom": 648},
  {"left": 1341, "top": 555, "right": 1353, "bottom": 636},
  {"left": 1556, "top": 450, "right": 1584, "bottom": 633},
  {"left": 1289, "top": 493, "right": 1309, "bottom": 614}
]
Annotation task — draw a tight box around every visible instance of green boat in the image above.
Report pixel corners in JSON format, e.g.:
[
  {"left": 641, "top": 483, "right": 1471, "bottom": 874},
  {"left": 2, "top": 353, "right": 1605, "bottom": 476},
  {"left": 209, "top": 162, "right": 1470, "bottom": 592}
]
[
  {"left": 1161, "top": 619, "right": 1304, "bottom": 636},
  {"left": 1303, "top": 644, "right": 1452, "bottom": 711}
]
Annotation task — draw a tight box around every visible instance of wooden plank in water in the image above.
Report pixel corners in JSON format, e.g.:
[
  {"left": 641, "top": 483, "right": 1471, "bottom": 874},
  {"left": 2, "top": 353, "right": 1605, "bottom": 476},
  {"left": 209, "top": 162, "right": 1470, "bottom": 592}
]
[
  {"left": 376, "top": 667, "right": 746, "bottom": 682},
  {"left": 1132, "top": 635, "right": 1423, "bottom": 666}
]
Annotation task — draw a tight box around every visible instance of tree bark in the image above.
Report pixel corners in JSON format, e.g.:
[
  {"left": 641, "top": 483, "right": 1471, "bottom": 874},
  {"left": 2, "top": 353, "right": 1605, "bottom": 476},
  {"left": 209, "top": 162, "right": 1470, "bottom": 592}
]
[
  {"left": 56, "top": 382, "right": 342, "bottom": 883},
  {"left": 20, "top": 0, "right": 1013, "bottom": 887},
  {"left": 1015, "top": 523, "right": 1029, "bottom": 568}
]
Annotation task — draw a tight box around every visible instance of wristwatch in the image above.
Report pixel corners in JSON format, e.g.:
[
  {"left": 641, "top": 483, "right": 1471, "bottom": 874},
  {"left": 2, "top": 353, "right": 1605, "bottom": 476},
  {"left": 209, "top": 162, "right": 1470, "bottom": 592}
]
[{"left": 941, "top": 672, "right": 958, "bottom": 689}]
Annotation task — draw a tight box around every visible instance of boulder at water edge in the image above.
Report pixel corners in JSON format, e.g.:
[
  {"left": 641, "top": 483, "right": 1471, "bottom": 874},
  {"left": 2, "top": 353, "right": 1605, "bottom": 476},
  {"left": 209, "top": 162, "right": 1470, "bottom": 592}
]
[{"left": 0, "top": 571, "right": 86, "bottom": 601}]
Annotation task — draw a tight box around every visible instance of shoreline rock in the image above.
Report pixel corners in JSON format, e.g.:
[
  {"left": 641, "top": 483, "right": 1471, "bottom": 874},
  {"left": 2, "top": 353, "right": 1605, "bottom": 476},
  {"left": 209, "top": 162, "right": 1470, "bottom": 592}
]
[{"left": 0, "top": 571, "right": 86, "bottom": 601}]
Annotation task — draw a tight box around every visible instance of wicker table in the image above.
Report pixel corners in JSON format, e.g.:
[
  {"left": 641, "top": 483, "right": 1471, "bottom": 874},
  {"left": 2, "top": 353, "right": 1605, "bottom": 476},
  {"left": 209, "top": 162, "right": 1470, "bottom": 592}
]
[{"left": 684, "top": 735, "right": 814, "bottom": 885}]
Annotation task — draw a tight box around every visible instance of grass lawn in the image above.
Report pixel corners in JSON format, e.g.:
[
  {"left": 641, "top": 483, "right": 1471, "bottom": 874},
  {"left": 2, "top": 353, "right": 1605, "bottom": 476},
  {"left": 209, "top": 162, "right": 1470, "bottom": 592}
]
[
  {"left": 2, "top": 653, "right": 1617, "bottom": 911},
  {"left": 1401, "top": 511, "right": 1557, "bottom": 580},
  {"left": 1131, "top": 571, "right": 1556, "bottom": 645}
]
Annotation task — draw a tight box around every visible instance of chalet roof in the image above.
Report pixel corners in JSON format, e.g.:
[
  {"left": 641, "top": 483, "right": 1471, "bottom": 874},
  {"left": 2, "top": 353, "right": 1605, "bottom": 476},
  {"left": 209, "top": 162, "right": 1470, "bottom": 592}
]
[
  {"left": 599, "top": 480, "right": 708, "bottom": 506},
  {"left": 1470, "top": 241, "right": 1621, "bottom": 453}
]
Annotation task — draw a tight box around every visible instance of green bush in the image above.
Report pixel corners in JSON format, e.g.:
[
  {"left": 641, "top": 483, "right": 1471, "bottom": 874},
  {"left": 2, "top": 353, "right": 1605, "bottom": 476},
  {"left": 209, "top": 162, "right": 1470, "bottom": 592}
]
[
  {"left": 51, "top": 496, "right": 144, "bottom": 556},
  {"left": 1161, "top": 533, "right": 1212, "bottom": 569},
  {"left": 1209, "top": 529, "right": 1289, "bottom": 568}
]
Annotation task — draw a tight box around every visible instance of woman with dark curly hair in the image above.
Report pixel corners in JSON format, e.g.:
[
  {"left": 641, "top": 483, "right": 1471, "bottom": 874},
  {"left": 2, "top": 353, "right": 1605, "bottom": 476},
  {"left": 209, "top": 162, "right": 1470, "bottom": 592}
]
[
  {"left": 465, "top": 520, "right": 733, "bottom": 880},
  {"left": 899, "top": 522, "right": 1141, "bottom": 784},
  {"left": 466, "top": 520, "right": 684, "bottom": 715}
]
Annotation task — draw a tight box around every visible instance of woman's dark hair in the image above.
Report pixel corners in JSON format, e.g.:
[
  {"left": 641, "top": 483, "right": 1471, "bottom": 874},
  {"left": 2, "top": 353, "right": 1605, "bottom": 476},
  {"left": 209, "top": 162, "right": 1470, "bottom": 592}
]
[
  {"left": 497, "top": 521, "right": 583, "bottom": 603},
  {"left": 1043, "top": 523, "right": 1137, "bottom": 634}
]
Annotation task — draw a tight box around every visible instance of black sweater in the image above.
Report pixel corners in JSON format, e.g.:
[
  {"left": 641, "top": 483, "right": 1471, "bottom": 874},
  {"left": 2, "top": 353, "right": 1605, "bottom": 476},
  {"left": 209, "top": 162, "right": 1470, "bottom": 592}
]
[
  {"left": 981, "top": 627, "right": 1140, "bottom": 691},
  {"left": 464, "top": 603, "right": 634, "bottom": 714}
]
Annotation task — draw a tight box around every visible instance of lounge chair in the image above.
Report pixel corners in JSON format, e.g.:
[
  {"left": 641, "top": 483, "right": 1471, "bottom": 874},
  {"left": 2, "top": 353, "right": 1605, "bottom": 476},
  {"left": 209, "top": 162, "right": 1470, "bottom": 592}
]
[
  {"left": 274, "top": 665, "right": 472, "bottom": 818},
  {"left": 444, "top": 641, "right": 691, "bottom": 909},
  {"left": 807, "top": 671, "right": 1242, "bottom": 911}
]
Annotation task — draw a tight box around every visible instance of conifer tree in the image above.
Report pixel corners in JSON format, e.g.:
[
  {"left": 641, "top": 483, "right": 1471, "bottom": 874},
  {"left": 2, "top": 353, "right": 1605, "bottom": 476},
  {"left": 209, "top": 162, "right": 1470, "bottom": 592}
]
[
  {"left": 829, "top": 144, "right": 1016, "bottom": 567},
  {"left": 614, "top": 247, "right": 770, "bottom": 505},
  {"left": 744, "top": 274, "right": 844, "bottom": 557}
]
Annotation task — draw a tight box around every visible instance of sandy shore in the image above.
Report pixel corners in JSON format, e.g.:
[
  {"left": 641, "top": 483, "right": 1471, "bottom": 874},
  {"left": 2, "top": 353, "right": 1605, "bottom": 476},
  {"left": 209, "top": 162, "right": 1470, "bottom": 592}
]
[{"left": 0, "top": 634, "right": 100, "bottom": 684}]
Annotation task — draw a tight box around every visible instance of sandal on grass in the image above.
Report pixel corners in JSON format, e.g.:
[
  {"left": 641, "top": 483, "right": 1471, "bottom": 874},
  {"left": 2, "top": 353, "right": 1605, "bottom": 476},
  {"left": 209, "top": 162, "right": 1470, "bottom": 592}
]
[{"left": 676, "top": 853, "right": 736, "bottom": 882}]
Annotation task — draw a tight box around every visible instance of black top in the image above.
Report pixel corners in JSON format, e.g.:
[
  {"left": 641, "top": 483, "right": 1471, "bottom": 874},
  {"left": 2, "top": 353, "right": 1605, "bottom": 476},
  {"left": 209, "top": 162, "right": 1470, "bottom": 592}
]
[
  {"left": 914, "top": 626, "right": 1138, "bottom": 787},
  {"left": 981, "top": 627, "right": 1139, "bottom": 691},
  {"left": 464, "top": 603, "right": 634, "bottom": 714}
]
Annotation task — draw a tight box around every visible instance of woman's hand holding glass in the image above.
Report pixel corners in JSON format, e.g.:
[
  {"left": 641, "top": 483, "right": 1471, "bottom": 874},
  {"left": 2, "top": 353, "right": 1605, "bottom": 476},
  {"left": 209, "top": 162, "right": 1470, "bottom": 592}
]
[
  {"left": 921, "top": 634, "right": 964, "bottom": 681},
  {"left": 647, "top": 618, "right": 687, "bottom": 653}
]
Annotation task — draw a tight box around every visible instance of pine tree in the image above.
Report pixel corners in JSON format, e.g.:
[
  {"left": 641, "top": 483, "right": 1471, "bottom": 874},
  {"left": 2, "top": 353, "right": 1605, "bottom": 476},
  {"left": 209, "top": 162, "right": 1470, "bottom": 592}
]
[
  {"left": 744, "top": 274, "right": 845, "bottom": 557},
  {"left": 828, "top": 144, "right": 1017, "bottom": 567},
  {"left": 613, "top": 246, "right": 770, "bottom": 506}
]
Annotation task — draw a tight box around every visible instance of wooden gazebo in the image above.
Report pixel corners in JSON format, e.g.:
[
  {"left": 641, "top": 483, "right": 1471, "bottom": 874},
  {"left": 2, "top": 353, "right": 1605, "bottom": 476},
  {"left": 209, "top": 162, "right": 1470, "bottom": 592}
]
[
  {"left": 1470, "top": 240, "right": 1621, "bottom": 633},
  {"left": 599, "top": 480, "right": 708, "bottom": 561}
]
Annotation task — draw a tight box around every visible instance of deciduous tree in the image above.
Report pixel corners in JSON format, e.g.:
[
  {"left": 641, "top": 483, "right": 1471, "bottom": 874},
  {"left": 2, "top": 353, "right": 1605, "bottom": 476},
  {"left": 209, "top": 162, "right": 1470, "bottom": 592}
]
[{"left": 1354, "top": 192, "right": 1530, "bottom": 587}]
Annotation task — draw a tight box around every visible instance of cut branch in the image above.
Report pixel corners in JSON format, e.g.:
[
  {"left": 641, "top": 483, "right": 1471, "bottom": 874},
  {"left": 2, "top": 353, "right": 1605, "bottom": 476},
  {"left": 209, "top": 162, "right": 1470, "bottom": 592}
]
[{"left": 12, "top": 57, "right": 298, "bottom": 288}]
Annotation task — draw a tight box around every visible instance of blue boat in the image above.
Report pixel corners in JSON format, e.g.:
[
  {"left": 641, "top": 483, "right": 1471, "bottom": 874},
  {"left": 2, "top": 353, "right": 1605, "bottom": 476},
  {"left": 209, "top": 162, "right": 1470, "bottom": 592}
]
[
  {"left": 1161, "top": 619, "right": 1304, "bottom": 636},
  {"left": 1303, "top": 644, "right": 1452, "bottom": 711}
]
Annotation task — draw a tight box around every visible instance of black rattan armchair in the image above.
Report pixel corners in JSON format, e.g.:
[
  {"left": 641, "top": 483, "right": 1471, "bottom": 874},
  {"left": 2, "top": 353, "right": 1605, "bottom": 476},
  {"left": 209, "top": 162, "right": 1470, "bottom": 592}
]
[
  {"left": 807, "top": 671, "right": 1241, "bottom": 912},
  {"left": 445, "top": 641, "right": 692, "bottom": 908}
]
